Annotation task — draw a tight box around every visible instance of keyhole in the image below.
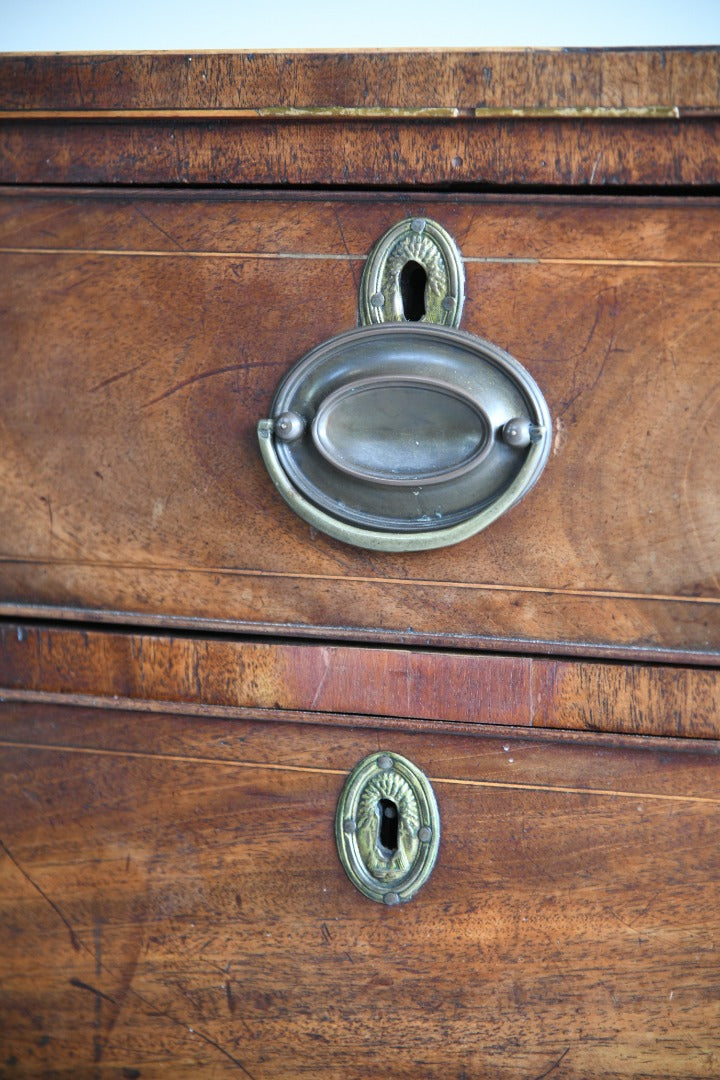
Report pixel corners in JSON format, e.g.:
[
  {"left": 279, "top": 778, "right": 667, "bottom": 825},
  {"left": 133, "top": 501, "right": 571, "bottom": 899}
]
[
  {"left": 399, "top": 260, "right": 427, "bottom": 321},
  {"left": 378, "top": 799, "right": 399, "bottom": 857}
]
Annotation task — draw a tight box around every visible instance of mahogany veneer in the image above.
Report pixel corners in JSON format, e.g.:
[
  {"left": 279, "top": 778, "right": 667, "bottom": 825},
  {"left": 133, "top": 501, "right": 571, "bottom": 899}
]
[{"left": 1, "top": 49, "right": 719, "bottom": 1078}]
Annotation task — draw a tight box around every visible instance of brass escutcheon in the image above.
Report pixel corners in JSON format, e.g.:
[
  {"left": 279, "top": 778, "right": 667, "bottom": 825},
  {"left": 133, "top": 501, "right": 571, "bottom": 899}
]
[
  {"left": 359, "top": 217, "right": 465, "bottom": 328},
  {"left": 335, "top": 752, "right": 440, "bottom": 905}
]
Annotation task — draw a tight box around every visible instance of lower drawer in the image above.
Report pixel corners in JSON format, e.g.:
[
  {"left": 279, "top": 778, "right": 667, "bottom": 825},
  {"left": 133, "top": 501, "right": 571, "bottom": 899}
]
[{"left": 1, "top": 701, "right": 718, "bottom": 1078}]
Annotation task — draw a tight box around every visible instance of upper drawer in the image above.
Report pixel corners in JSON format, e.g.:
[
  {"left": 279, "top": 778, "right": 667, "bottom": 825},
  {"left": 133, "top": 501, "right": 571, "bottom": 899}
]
[
  {"left": 1, "top": 188, "right": 718, "bottom": 662},
  {"left": 1, "top": 50, "right": 719, "bottom": 187}
]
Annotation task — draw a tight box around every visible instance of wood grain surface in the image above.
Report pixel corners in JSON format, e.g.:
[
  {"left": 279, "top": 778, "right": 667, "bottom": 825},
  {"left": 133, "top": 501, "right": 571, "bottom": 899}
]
[
  {"left": 1, "top": 189, "right": 719, "bottom": 661},
  {"left": 1, "top": 701, "right": 719, "bottom": 1078},
  {"left": 2, "top": 622, "right": 720, "bottom": 740},
  {"left": 2, "top": 51, "right": 719, "bottom": 187},
  {"left": 2, "top": 51, "right": 718, "bottom": 1080},
  {"left": 3, "top": 117, "right": 719, "bottom": 188},
  {"left": 2, "top": 50, "right": 719, "bottom": 111}
]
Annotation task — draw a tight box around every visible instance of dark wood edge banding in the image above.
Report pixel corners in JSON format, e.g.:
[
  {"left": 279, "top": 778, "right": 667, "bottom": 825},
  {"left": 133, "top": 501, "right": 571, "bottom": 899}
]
[{"left": 2, "top": 602, "right": 718, "bottom": 668}]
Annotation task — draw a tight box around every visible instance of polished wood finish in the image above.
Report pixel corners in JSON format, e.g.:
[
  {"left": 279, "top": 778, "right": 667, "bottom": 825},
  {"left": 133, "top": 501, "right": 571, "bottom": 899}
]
[
  {"left": 2, "top": 51, "right": 719, "bottom": 188},
  {"left": 3, "top": 118, "right": 720, "bottom": 188},
  {"left": 1, "top": 701, "right": 719, "bottom": 1078},
  {"left": 3, "top": 187, "right": 720, "bottom": 260},
  {"left": 2, "top": 50, "right": 719, "bottom": 111},
  {"left": 2, "top": 623, "right": 720, "bottom": 740},
  {"left": 1, "top": 189, "right": 719, "bottom": 661},
  {"left": 2, "top": 50, "right": 719, "bottom": 1078}
]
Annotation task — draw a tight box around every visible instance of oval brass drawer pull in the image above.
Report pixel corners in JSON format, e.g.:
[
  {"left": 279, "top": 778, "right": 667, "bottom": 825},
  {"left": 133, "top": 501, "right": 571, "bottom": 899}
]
[
  {"left": 311, "top": 374, "right": 494, "bottom": 486},
  {"left": 335, "top": 752, "right": 440, "bottom": 906},
  {"left": 258, "top": 218, "right": 551, "bottom": 551}
]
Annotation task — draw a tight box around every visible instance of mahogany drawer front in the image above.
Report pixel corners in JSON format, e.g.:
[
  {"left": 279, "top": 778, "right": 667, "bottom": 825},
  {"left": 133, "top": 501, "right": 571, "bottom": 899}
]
[
  {"left": 1, "top": 622, "right": 720, "bottom": 741},
  {"left": 1, "top": 700, "right": 718, "bottom": 1079},
  {"left": 1, "top": 188, "right": 719, "bottom": 663}
]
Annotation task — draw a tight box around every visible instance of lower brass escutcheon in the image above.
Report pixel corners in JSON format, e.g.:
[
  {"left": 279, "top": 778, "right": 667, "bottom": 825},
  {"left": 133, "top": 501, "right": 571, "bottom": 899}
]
[{"left": 335, "top": 752, "right": 440, "bottom": 905}]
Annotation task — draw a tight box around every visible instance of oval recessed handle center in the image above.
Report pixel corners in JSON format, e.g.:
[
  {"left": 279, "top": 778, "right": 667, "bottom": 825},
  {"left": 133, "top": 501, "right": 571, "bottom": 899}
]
[{"left": 311, "top": 375, "right": 493, "bottom": 487}]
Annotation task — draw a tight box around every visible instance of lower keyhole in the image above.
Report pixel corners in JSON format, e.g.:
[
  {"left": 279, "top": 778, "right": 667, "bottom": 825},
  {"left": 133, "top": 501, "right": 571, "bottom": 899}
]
[
  {"left": 399, "top": 260, "right": 427, "bottom": 321},
  {"left": 378, "top": 798, "right": 399, "bottom": 856}
]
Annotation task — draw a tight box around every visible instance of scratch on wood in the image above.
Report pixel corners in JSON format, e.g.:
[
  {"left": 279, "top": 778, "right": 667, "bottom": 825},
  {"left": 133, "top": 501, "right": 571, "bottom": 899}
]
[
  {"left": 0, "top": 836, "right": 81, "bottom": 951},
  {"left": 133, "top": 201, "right": 185, "bottom": 252},
  {"left": 186, "top": 1024, "right": 257, "bottom": 1077},
  {"left": 142, "top": 362, "right": 279, "bottom": 408},
  {"left": 192, "top": 647, "right": 203, "bottom": 700},
  {"left": 332, "top": 206, "right": 360, "bottom": 291},
  {"left": 90, "top": 361, "right": 146, "bottom": 393},
  {"left": 309, "top": 647, "right": 332, "bottom": 710},
  {"left": 589, "top": 151, "right": 602, "bottom": 182},
  {"left": 556, "top": 286, "right": 618, "bottom": 420},
  {"left": 0, "top": 832, "right": 256, "bottom": 1074},
  {"left": 69, "top": 977, "right": 117, "bottom": 1005},
  {"left": 534, "top": 1046, "right": 570, "bottom": 1079},
  {"left": 39, "top": 495, "right": 54, "bottom": 539},
  {"left": 605, "top": 907, "right": 646, "bottom": 937}
]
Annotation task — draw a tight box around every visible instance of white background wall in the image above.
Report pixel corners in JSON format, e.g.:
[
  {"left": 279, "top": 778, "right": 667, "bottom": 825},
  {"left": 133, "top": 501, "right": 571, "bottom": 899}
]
[{"left": 2, "top": 0, "right": 719, "bottom": 51}]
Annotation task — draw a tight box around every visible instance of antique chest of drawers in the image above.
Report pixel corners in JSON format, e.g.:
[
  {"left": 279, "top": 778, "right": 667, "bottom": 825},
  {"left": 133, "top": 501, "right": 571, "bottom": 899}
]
[{"left": 1, "top": 50, "right": 719, "bottom": 1078}]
